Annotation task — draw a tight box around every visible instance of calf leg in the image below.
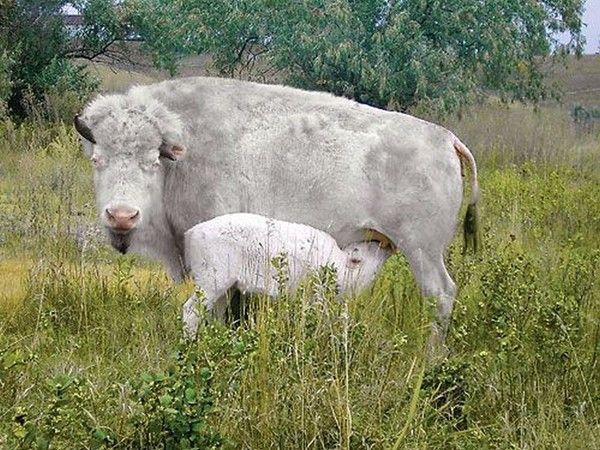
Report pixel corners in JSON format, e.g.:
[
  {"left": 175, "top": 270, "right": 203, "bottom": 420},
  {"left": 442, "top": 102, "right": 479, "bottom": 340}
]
[
  {"left": 182, "top": 285, "right": 231, "bottom": 339},
  {"left": 182, "top": 294, "right": 201, "bottom": 340}
]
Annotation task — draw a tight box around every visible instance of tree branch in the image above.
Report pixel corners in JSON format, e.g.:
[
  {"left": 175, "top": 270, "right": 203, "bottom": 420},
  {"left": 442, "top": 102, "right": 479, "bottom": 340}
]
[{"left": 63, "top": 38, "right": 131, "bottom": 64}]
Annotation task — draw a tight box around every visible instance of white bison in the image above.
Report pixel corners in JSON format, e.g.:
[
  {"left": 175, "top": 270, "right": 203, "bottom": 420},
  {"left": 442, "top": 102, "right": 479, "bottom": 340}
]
[
  {"left": 74, "top": 76, "right": 479, "bottom": 348},
  {"left": 181, "top": 213, "right": 392, "bottom": 338}
]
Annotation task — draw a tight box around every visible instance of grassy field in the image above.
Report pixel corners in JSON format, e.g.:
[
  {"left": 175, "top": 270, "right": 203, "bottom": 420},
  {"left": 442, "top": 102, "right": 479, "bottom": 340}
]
[{"left": 1, "top": 69, "right": 599, "bottom": 448}]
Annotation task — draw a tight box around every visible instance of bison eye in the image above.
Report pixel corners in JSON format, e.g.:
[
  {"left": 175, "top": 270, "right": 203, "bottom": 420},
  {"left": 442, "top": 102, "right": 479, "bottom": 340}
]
[
  {"left": 145, "top": 159, "right": 161, "bottom": 171},
  {"left": 90, "top": 155, "right": 104, "bottom": 168}
]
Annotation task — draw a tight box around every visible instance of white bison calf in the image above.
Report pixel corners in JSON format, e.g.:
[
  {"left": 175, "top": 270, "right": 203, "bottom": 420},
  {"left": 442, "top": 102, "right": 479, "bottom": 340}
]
[{"left": 182, "top": 213, "right": 391, "bottom": 338}]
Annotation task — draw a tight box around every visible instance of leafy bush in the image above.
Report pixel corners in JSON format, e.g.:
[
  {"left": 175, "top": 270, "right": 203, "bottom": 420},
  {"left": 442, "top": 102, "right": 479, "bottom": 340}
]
[
  {"left": 421, "top": 358, "right": 473, "bottom": 431},
  {"left": 26, "top": 58, "right": 99, "bottom": 122},
  {"left": 9, "top": 374, "right": 103, "bottom": 449},
  {"left": 0, "top": 50, "right": 14, "bottom": 118},
  {"left": 129, "top": 347, "right": 223, "bottom": 449},
  {"left": 5, "top": 345, "right": 224, "bottom": 449},
  {"left": 0, "top": 0, "right": 132, "bottom": 120},
  {"left": 570, "top": 104, "right": 600, "bottom": 131}
]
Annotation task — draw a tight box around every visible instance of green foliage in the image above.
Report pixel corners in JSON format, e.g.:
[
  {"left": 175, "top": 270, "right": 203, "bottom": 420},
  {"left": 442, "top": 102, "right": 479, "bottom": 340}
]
[
  {"left": 421, "top": 358, "right": 473, "bottom": 430},
  {"left": 132, "top": 0, "right": 584, "bottom": 113},
  {"left": 0, "top": 49, "right": 14, "bottom": 117},
  {"left": 0, "top": 0, "right": 133, "bottom": 120},
  {"left": 9, "top": 375, "right": 101, "bottom": 449},
  {"left": 0, "top": 247, "right": 223, "bottom": 448},
  {"left": 570, "top": 104, "right": 600, "bottom": 131},
  {"left": 0, "top": 0, "right": 587, "bottom": 117},
  {"left": 3, "top": 344, "right": 224, "bottom": 449},
  {"left": 460, "top": 246, "right": 594, "bottom": 366},
  {"left": 128, "top": 344, "right": 224, "bottom": 449}
]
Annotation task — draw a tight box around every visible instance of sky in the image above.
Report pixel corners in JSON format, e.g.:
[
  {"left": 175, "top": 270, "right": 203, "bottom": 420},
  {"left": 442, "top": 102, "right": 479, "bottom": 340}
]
[{"left": 579, "top": 0, "right": 600, "bottom": 54}]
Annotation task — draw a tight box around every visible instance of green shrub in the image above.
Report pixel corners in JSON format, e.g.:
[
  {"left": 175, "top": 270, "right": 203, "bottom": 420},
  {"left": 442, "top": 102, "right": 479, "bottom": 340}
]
[
  {"left": 27, "top": 58, "right": 99, "bottom": 122},
  {"left": 570, "top": 104, "right": 600, "bottom": 130},
  {"left": 5, "top": 345, "right": 225, "bottom": 449},
  {"left": 8, "top": 374, "right": 102, "bottom": 450},
  {"left": 0, "top": 0, "right": 130, "bottom": 120},
  {"left": 128, "top": 347, "right": 223, "bottom": 449},
  {"left": 0, "top": 50, "right": 14, "bottom": 118}
]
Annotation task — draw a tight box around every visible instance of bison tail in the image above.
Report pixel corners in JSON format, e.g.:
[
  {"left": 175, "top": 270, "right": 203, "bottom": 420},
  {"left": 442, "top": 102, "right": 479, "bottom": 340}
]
[{"left": 453, "top": 138, "right": 480, "bottom": 254}]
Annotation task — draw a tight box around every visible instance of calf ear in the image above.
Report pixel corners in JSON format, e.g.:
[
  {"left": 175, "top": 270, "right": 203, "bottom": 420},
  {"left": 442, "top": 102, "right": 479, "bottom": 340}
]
[{"left": 159, "top": 141, "right": 186, "bottom": 161}]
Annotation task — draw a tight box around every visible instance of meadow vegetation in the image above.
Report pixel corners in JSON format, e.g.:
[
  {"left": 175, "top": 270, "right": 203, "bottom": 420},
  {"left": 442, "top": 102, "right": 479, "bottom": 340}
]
[{"left": 0, "top": 94, "right": 599, "bottom": 448}]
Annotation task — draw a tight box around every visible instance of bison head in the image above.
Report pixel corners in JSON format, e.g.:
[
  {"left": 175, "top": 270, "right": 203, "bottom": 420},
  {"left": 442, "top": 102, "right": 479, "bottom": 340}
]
[{"left": 74, "top": 95, "right": 186, "bottom": 253}]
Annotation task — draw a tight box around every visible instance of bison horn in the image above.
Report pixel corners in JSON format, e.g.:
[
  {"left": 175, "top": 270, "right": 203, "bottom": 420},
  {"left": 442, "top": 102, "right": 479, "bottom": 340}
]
[{"left": 73, "top": 115, "right": 96, "bottom": 144}]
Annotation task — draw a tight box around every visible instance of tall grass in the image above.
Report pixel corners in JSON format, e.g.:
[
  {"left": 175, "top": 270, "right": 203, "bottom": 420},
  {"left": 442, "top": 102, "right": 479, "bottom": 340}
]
[
  {"left": 444, "top": 102, "right": 599, "bottom": 168},
  {"left": 0, "top": 106, "right": 599, "bottom": 448},
  {"left": 83, "top": 62, "right": 160, "bottom": 93}
]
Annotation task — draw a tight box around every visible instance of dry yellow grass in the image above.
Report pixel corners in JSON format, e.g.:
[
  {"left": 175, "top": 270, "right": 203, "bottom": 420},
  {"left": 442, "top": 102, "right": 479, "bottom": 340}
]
[
  {"left": 441, "top": 100, "right": 599, "bottom": 168},
  {"left": 0, "top": 258, "right": 30, "bottom": 315},
  {"left": 0, "top": 257, "right": 194, "bottom": 315},
  {"left": 82, "top": 62, "right": 161, "bottom": 93}
]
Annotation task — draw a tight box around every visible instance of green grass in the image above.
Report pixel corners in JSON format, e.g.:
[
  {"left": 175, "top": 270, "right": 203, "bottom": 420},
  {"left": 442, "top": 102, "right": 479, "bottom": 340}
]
[{"left": 0, "top": 104, "right": 599, "bottom": 448}]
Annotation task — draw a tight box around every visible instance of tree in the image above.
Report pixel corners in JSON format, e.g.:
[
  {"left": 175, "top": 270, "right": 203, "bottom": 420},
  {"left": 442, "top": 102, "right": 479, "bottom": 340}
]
[
  {"left": 132, "top": 0, "right": 585, "bottom": 114},
  {"left": 0, "top": 0, "right": 134, "bottom": 119}
]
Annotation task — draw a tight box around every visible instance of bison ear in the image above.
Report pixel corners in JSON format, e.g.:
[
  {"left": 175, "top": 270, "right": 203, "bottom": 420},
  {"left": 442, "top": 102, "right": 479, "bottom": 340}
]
[{"left": 159, "top": 141, "right": 186, "bottom": 161}]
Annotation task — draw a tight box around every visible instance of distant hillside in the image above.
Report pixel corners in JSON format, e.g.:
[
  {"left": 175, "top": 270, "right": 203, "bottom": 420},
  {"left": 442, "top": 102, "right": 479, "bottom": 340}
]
[{"left": 551, "top": 55, "right": 600, "bottom": 107}]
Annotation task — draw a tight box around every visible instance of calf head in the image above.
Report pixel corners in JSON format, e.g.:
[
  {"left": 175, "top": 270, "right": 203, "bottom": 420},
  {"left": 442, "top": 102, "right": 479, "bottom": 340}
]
[
  {"left": 341, "top": 241, "right": 391, "bottom": 292},
  {"left": 74, "top": 94, "right": 186, "bottom": 253}
]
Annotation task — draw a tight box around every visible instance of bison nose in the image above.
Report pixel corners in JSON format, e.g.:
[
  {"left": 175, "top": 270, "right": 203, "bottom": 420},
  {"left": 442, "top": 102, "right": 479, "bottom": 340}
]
[{"left": 104, "top": 205, "right": 140, "bottom": 232}]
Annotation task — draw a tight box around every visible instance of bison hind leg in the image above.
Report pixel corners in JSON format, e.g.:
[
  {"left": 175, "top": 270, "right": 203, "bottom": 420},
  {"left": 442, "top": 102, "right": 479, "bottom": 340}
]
[{"left": 404, "top": 249, "right": 457, "bottom": 360}]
